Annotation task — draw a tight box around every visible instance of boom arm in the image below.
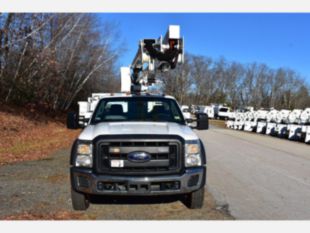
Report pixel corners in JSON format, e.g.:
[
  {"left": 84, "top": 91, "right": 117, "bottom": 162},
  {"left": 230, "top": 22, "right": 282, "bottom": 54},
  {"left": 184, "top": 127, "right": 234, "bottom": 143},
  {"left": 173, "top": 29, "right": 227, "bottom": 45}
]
[{"left": 121, "top": 25, "right": 184, "bottom": 93}]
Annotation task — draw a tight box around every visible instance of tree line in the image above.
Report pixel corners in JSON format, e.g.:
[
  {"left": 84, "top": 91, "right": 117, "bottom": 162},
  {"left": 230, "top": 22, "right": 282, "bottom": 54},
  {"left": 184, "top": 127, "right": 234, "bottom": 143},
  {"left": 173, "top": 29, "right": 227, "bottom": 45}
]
[
  {"left": 163, "top": 54, "right": 310, "bottom": 110},
  {"left": 1, "top": 13, "right": 309, "bottom": 112},
  {"left": 0, "top": 13, "right": 121, "bottom": 112}
]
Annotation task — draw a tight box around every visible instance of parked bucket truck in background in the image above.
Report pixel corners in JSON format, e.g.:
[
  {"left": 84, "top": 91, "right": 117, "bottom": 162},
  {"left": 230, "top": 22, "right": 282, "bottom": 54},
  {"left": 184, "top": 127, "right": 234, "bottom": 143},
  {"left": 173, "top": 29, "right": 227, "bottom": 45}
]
[
  {"left": 266, "top": 109, "right": 279, "bottom": 136},
  {"left": 301, "top": 108, "right": 310, "bottom": 143},
  {"left": 288, "top": 109, "right": 303, "bottom": 140},
  {"left": 275, "top": 109, "right": 291, "bottom": 138}
]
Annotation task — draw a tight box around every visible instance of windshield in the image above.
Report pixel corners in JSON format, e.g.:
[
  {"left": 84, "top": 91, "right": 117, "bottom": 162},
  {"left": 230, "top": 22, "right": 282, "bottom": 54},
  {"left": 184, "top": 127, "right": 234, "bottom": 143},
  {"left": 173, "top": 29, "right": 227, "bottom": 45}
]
[{"left": 91, "top": 97, "right": 185, "bottom": 125}]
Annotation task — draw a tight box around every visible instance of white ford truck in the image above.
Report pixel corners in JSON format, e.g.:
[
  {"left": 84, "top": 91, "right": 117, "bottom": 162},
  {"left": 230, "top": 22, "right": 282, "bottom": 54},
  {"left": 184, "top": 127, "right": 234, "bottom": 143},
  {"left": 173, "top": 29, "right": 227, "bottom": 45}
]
[
  {"left": 66, "top": 25, "right": 210, "bottom": 211},
  {"left": 67, "top": 93, "right": 208, "bottom": 210}
]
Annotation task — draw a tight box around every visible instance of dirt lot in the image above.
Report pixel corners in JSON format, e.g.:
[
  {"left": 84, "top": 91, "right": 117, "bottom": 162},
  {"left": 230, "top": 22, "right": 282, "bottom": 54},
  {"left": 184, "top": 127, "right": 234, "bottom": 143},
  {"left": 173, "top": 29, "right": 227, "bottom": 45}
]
[
  {"left": 209, "top": 119, "right": 226, "bottom": 128},
  {"left": 0, "top": 149, "right": 233, "bottom": 220}
]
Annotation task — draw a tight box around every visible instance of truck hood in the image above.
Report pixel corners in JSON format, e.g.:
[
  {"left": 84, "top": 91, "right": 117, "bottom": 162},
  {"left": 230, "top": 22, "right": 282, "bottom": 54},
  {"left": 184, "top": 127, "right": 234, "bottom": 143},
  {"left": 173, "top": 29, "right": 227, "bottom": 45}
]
[{"left": 78, "top": 122, "right": 199, "bottom": 141}]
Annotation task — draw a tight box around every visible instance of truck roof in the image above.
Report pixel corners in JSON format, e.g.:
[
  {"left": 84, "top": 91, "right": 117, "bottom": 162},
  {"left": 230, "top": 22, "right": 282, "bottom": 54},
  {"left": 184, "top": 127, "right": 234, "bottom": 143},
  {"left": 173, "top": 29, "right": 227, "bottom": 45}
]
[{"left": 92, "top": 92, "right": 176, "bottom": 100}]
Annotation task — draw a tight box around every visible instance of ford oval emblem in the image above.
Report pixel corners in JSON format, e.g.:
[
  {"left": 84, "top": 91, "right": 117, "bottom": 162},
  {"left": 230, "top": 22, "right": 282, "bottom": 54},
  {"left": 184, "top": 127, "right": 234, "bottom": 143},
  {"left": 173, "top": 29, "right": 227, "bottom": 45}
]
[{"left": 127, "top": 151, "right": 151, "bottom": 163}]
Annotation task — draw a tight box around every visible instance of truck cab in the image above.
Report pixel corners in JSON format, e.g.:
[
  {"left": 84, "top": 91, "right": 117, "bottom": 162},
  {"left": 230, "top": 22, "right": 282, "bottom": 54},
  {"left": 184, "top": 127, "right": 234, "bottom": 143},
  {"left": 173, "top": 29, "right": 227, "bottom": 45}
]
[
  {"left": 217, "top": 106, "right": 231, "bottom": 120},
  {"left": 67, "top": 93, "right": 208, "bottom": 210}
]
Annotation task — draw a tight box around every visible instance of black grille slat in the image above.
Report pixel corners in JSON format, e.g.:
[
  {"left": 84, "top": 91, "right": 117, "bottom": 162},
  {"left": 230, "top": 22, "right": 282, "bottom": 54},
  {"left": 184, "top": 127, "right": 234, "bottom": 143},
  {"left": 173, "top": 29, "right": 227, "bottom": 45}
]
[{"left": 96, "top": 139, "right": 181, "bottom": 175}]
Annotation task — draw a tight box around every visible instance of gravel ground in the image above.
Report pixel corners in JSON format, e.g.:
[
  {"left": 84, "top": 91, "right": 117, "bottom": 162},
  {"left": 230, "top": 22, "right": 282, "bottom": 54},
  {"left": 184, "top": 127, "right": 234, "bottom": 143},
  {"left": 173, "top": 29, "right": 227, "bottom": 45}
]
[{"left": 0, "top": 149, "right": 233, "bottom": 220}]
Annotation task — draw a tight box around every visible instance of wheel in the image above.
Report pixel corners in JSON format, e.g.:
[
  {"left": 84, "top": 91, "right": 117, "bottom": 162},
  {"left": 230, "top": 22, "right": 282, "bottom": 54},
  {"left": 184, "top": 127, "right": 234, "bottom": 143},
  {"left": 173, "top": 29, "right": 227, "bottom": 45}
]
[
  {"left": 183, "top": 187, "right": 205, "bottom": 209},
  {"left": 71, "top": 189, "right": 89, "bottom": 210}
]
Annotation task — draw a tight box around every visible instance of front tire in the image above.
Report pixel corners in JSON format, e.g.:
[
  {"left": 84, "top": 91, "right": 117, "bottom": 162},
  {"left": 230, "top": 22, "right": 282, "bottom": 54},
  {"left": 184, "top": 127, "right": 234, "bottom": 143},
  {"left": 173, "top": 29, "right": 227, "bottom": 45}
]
[
  {"left": 183, "top": 187, "right": 205, "bottom": 209},
  {"left": 71, "top": 189, "right": 89, "bottom": 211}
]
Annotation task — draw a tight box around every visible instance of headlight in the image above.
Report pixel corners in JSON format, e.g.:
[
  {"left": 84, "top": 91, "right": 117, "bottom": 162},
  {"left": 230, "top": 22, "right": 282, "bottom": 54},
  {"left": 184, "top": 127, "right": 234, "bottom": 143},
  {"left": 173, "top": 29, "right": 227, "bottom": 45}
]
[
  {"left": 186, "top": 143, "right": 200, "bottom": 154},
  {"left": 77, "top": 144, "right": 92, "bottom": 154},
  {"left": 76, "top": 154, "right": 93, "bottom": 167},
  {"left": 76, "top": 143, "right": 93, "bottom": 168},
  {"left": 185, "top": 141, "right": 202, "bottom": 167}
]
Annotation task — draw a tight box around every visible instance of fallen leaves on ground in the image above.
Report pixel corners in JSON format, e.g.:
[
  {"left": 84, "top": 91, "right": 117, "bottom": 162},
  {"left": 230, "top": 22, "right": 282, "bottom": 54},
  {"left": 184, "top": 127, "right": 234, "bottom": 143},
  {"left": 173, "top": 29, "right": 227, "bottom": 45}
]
[
  {"left": 0, "top": 104, "right": 80, "bottom": 165},
  {"left": 2, "top": 210, "right": 87, "bottom": 220}
]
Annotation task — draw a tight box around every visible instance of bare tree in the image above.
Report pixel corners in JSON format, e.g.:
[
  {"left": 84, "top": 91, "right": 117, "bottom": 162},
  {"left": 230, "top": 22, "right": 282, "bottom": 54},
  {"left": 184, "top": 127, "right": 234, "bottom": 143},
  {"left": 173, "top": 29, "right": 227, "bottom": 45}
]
[
  {"left": 163, "top": 53, "right": 309, "bottom": 110},
  {"left": 0, "top": 13, "right": 123, "bottom": 112},
  {"left": 162, "top": 55, "right": 192, "bottom": 104}
]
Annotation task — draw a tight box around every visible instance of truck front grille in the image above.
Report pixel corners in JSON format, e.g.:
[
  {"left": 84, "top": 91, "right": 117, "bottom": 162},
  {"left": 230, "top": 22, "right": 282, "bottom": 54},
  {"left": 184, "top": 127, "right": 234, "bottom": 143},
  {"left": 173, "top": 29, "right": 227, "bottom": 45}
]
[{"left": 95, "top": 139, "right": 182, "bottom": 175}]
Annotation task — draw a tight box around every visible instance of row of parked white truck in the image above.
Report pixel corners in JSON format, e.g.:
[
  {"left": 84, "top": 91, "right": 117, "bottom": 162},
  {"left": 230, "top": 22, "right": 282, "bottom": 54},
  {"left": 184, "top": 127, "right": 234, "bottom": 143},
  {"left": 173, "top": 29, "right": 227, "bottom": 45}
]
[
  {"left": 225, "top": 107, "right": 310, "bottom": 144},
  {"left": 180, "top": 104, "right": 232, "bottom": 120}
]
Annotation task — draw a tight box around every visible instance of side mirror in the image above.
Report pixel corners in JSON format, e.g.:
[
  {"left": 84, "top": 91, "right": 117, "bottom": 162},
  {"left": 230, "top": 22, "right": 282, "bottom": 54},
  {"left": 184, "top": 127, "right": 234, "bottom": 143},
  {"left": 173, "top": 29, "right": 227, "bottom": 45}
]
[
  {"left": 67, "top": 112, "right": 79, "bottom": 129},
  {"left": 196, "top": 113, "right": 209, "bottom": 130}
]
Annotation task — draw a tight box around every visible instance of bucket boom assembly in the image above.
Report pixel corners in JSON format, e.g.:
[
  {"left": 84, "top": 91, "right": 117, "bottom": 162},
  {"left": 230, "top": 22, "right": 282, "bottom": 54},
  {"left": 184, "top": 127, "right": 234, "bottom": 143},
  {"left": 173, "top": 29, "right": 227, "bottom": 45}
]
[{"left": 121, "top": 25, "right": 184, "bottom": 93}]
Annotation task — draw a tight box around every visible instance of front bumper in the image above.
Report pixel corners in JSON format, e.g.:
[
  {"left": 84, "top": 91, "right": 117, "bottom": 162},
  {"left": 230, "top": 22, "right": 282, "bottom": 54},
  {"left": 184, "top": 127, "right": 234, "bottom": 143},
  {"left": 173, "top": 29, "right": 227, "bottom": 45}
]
[{"left": 71, "top": 167, "right": 206, "bottom": 196}]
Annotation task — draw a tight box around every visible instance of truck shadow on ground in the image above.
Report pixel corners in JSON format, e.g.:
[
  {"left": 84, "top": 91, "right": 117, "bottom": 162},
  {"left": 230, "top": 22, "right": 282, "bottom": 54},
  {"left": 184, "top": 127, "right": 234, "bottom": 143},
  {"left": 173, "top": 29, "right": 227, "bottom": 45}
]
[{"left": 89, "top": 194, "right": 185, "bottom": 206}]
